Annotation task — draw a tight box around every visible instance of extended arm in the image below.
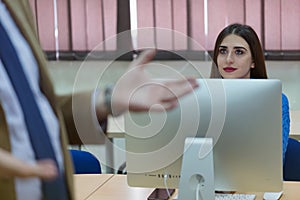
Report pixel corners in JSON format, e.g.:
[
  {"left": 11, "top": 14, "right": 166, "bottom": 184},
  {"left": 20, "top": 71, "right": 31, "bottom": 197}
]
[
  {"left": 95, "top": 49, "right": 199, "bottom": 120},
  {"left": 61, "top": 49, "right": 199, "bottom": 140}
]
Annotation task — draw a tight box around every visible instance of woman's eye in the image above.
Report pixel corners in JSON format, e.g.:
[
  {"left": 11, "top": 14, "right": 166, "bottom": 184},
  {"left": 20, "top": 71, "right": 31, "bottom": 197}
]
[
  {"left": 235, "top": 49, "right": 244, "bottom": 55},
  {"left": 219, "top": 48, "right": 227, "bottom": 54}
]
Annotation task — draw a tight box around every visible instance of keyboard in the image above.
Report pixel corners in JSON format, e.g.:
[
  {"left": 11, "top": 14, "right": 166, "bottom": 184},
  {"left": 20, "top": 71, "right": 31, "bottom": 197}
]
[{"left": 215, "top": 193, "right": 256, "bottom": 200}]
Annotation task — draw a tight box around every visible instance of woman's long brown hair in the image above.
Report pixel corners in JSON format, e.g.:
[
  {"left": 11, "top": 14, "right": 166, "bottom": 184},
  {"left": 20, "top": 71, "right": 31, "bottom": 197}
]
[{"left": 210, "top": 23, "right": 268, "bottom": 79}]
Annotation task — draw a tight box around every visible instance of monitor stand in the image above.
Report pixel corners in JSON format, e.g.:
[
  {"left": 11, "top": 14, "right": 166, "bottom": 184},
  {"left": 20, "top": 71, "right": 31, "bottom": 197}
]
[{"left": 178, "top": 137, "right": 215, "bottom": 200}]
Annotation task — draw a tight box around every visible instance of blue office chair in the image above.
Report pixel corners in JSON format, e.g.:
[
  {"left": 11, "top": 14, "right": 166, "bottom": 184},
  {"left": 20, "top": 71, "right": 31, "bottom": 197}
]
[
  {"left": 69, "top": 149, "right": 102, "bottom": 174},
  {"left": 283, "top": 138, "right": 300, "bottom": 181}
]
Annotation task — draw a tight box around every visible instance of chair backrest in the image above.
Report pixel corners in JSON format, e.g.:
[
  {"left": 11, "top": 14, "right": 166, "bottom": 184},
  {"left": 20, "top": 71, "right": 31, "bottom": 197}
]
[
  {"left": 69, "top": 149, "right": 102, "bottom": 174},
  {"left": 283, "top": 138, "right": 300, "bottom": 181}
]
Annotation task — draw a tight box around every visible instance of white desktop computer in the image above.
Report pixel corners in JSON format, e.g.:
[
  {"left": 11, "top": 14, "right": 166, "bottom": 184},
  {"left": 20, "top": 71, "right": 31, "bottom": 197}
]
[{"left": 125, "top": 79, "right": 283, "bottom": 196}]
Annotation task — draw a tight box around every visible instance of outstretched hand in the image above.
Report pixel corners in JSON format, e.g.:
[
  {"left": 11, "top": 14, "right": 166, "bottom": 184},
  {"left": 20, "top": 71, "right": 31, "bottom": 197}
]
[{"left": 110, "top": 49, "right": 199, "bottom": 116}]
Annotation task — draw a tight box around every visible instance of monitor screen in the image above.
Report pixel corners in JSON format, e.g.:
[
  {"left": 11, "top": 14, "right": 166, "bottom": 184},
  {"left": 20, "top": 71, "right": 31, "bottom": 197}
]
[{"left": 125, "top": 79, "right": 283, "bottom": 192}]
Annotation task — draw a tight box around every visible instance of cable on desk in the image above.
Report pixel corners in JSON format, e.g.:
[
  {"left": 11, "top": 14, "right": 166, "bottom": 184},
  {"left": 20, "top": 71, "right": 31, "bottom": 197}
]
[{"left": 163, "top": 174, "right": 171, "bottom": 198}]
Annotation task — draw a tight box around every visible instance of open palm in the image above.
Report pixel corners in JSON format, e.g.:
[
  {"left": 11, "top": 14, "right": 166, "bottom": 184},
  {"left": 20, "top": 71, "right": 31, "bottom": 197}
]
[{"left": 111, "top": 49, "right": 199, "bottom": 115}]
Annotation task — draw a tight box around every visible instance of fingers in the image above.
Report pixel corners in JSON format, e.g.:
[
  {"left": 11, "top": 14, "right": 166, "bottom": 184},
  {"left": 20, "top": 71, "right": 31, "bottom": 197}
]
[
  {"left": 129, "top": 49, "right": 156, "bottom": 69},
  {"left": 161, "top": 101, "right": 179, "bottom": 111},
  {"left": 186, "top": 77, "right": 199, "bottom": 88},
  {"left": 162, "top": 77, "right": 199, "bottom": 102},
  {"left": 145, "top": 78, "right": 198, "bottom": 111},
  {"left": 36, "top": 159, "right": 58, "bottom": 180},
  {"left": 151, "top": 99, "right": 179, "bottom": 112}
]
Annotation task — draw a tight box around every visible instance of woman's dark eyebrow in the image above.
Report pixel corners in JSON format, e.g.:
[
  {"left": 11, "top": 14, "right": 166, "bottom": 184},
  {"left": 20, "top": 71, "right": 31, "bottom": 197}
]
[
  {"left": 233, "top": 46, "right": 247, "bottom": 50},
  {"left": 219, "top": 45, "right": 248, "bottom": 51}
]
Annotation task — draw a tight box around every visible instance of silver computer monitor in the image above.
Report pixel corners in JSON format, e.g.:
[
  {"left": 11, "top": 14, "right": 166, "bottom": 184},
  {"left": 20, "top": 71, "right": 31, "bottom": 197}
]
[{"left": 125, "top": 79, "right": 283, "bottom": 192}]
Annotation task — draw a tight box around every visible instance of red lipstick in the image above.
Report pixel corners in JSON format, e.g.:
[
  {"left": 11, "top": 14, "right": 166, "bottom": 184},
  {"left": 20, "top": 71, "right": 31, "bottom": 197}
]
[{"left": 223, "top": 67, "right": 237, "bottom": 72}]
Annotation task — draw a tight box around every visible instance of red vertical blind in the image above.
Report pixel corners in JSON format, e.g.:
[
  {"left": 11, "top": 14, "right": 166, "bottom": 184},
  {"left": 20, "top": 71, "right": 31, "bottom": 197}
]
[
  {"left": 173, "top": 0, "right": 187, "bottom": 50},
  {"left": 264, "top": 0, "right": 300, "bottom": 50},
  {"left": 102, "top": 0, "right": 117, "bottom": 51},
  {"left": 154, "top": 0, "right": 173, "bottom": 50},
  {"left": 206, "top": 0, "right": 244, "bottom": 50},
  {"left": 136, "top": 0, "right": 155, "bottom": 49},
  {"left": 35, "top": 1, "right": 56, "bottom": 51},
  {"left": 189, "top": 0, "right": 205, "bottom": 50},
  {"left": 57, "top": 0, "right": 70, "bottom": 51},
  {"left": 85, "top": 0, "right": 104, "bottom": 51},
  {"left": 30, "top": 0, "right": 70, "bottom": 51},
  {"left": 281, "top": 0, "right": 300, "bottom": 50},
  {"left": 136, "top": 0, "right": 188, "bottom": 50},
  {"left": 70, "top": 0, "right": 87, "bottom": 51},
  {"left": 265, "top": 0, "right": 282, "bottom": 50},
  {"left": 137, "top": 0, "right": 254, "bottom": 51},
  {"left": 245, "top": 0, "right": 262, "bottom": 43},
  {"left": 70, "top": 0, "right": 117, "bottom": 51},
  {"left": 30, "top": 0, "right": 117, "bottom": 52},
  {"left": 29, "top": 0, "right": 299, "bottom": 58},
  {"left": 136, "top": 0, "right": 298, "bottom": 52}
]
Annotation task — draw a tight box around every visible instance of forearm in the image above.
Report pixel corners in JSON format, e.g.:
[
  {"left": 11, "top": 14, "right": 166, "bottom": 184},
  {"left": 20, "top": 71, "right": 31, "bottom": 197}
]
[
  {"left": 60, "top": 90, "right": 109, "bottom": 140},
  {"left": 0, "top": 149, "right": 36, "bottom": 178},
  {"left": 95, "top": 86, "right": 126, "bottom": 121}
]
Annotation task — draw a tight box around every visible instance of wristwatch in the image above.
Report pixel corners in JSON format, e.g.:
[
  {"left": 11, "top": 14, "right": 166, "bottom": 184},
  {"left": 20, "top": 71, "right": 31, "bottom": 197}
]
[{"left": 104, "top": 84, "right": 114, "bottom": 115}]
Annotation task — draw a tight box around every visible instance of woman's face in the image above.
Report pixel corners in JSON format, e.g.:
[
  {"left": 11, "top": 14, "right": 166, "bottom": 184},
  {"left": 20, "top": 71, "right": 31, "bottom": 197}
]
[{"left": 217, "top": 34, "right": 254, "bottom": 79}]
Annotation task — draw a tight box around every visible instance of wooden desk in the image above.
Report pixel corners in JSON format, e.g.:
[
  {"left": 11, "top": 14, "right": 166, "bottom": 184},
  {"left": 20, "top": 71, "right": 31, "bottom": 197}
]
[
  {"left": 280, "top": 181, "right": 300, "bottom": 199},
  {"left": 74, "top": 174, "right": 300, "bottom": 200},
  {"left": 249, "top": 181, "right": 300, "bottom": 199},
  {"left": 86, "top": 175, "right": 155, "bottom": 200},
  {"left": 74, "top": 174, "right": 113, "bottom": 200}
]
